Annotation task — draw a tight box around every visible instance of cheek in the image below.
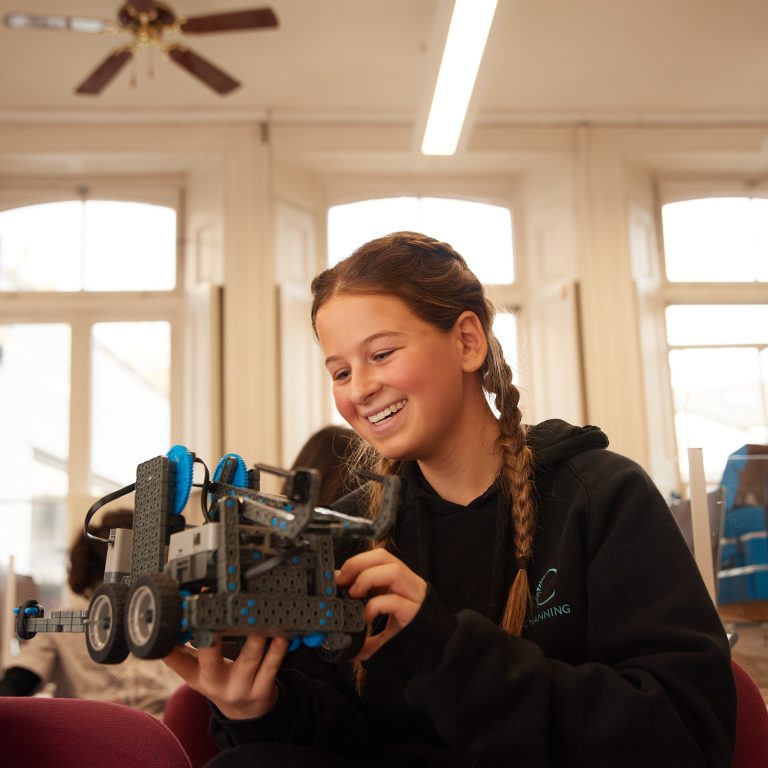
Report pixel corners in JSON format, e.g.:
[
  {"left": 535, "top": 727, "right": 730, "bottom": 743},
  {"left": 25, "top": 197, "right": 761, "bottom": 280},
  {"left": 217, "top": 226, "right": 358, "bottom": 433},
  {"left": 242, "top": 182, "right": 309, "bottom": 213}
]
[{"left": 333, "top": 388, "right": 356, "bottom": 422}]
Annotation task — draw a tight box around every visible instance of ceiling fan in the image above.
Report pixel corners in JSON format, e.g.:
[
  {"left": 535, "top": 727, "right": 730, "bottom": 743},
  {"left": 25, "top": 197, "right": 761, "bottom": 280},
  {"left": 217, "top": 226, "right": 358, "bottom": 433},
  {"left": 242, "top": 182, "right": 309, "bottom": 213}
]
[{"left": 3, "top": 1, "right": 278, "bottom": 95}]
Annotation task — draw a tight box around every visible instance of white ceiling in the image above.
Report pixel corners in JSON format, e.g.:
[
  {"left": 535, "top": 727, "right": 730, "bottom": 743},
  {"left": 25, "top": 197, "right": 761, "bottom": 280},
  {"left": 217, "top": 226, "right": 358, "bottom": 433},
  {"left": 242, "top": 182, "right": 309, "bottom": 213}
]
[{"left": 1, "top": 0, "right": 768, "bottom": 133}]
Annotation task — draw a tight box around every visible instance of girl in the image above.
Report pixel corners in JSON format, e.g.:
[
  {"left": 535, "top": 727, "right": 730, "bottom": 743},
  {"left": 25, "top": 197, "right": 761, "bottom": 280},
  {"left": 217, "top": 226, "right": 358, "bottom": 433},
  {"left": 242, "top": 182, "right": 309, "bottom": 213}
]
[{"left": 165, "top": 231, "right": 735, "bottom": 767}]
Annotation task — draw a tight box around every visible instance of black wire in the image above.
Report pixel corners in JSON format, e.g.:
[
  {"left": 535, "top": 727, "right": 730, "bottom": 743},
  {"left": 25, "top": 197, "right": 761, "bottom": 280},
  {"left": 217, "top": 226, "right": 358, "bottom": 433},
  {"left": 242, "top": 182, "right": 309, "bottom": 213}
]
[
  {"left": 83, "top": 482, "right": 136, "bottom": 542},
  {"left": 193, "top": 456, "right": 212, "bottom": 522}
]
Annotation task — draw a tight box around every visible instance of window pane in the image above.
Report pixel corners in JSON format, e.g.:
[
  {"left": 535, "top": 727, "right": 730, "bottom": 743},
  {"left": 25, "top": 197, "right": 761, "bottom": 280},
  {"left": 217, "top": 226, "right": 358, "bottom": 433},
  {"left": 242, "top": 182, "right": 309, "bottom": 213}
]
[
  {"left": 661, "top": 197, "right": 768, "bottom": 282},
  {"left": 0, "top": 202, "right": 83, "bottom": 290},
  {"left": 666, "top": 305, "right": 768, "bottom": 346},
  {"left": 669, "top": 347, "right": 768, "bottom": 482},
  {"left": 0, "top": 324, "right": 70, "bottom": 588},
  {"left": 90, "top": 322, "right": 171, "bottom": 494},
  {"left": 83, "top": 201, "right": 176, "bottom": 290},
  {"left": 328, "top": 197, "right": 514, "bottom": 283},
  {"left": 0, "top": 200, "right": 176, "bottom": 291}
]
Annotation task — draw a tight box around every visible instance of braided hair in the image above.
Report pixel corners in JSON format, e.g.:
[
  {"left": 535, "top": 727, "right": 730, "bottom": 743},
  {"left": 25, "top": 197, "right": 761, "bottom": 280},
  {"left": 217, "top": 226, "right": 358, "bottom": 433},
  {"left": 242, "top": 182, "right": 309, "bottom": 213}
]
[{"left": 311, "top": 232, "right": 535, "bottom": 682}]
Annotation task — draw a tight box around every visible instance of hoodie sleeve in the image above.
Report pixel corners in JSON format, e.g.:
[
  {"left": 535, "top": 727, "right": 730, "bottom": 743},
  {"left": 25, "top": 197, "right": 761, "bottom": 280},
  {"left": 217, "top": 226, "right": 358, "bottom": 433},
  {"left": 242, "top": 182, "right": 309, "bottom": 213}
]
[
  {"left": 365, "top": 456, "right": 735, "bottom": 768},
  {"left": 209, "top": 665, "right": 372, "bottom": 757}
]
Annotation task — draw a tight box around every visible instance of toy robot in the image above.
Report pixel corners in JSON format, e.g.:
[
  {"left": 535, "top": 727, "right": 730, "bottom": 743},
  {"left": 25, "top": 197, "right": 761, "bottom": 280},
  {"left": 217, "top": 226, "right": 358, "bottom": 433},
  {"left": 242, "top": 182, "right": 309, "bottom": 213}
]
[{"left": 15, "top": 446, "right": 401, "bottom": 664}]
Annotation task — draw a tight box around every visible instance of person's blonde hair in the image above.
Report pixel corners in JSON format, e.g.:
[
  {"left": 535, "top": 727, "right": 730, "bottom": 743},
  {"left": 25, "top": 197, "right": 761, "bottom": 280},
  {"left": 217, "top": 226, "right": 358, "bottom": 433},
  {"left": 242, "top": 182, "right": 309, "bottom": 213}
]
[{"left": 311, "top": 232, "right": 535, "bottom": 687}]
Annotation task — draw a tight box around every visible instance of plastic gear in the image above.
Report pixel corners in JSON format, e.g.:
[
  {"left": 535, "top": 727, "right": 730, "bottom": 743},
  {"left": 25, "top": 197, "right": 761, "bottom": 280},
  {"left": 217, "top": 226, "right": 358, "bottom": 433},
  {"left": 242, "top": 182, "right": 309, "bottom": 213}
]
[
  {"left": 167, "top": 445, "right": 195, "bottom": 514},
  {"left": 213, "top": 453, "right": 248, "bottom": 488}
]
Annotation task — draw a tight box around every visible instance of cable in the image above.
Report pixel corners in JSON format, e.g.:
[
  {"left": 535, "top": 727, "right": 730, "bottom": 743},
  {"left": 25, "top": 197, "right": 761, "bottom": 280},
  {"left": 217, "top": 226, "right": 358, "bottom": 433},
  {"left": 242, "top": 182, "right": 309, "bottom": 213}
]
[{"left": 83, "top": 482, "right": 136, "bottom": 542}]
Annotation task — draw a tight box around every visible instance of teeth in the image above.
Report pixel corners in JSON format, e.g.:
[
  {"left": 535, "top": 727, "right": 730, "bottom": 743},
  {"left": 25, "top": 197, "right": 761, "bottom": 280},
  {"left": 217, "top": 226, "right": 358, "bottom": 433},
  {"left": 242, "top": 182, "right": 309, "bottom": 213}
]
[{"left": 368, "top": 399, "right": 406, "bottom": 424}]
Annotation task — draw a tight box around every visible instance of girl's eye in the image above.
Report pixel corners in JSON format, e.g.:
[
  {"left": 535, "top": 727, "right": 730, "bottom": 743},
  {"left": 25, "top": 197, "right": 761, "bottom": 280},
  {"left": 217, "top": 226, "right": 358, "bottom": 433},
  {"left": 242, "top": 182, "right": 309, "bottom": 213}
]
[
  {"left": 372, "top": 350, "right": 394, "bottom": 362},
  {"left": 332, "top": 369, "right": 350, "bottom": 382}
]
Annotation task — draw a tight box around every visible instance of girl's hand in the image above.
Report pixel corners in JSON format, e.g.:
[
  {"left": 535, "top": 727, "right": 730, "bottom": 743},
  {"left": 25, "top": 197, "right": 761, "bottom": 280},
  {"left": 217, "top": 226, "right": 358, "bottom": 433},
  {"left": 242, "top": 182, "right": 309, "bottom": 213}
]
[
  {"left": 163, "top": 634, "right": 289, "bottom": 720},
  {"left": 335, "top": 549, "right": 427, "bottom": 660}
]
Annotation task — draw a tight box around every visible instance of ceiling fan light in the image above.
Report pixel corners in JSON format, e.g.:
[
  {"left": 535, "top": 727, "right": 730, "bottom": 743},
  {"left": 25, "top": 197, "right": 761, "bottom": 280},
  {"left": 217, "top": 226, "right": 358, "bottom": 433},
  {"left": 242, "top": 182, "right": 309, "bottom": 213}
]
[
  {"left": 69, "top": 18, "right": 113, "bottom": 34},
  {"left": 421, "top": 0, "right": 498, "bottom": 156},
  {"left": 5, "top": 13, "right": 66, "bottom": 30}
]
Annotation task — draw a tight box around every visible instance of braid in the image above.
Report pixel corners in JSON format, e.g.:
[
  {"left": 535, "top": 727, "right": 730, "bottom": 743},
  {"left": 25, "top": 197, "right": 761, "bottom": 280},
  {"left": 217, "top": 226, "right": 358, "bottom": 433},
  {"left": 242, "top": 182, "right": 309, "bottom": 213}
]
[{"left": 484, "top": 330, "right": 536, "bottom": 636}]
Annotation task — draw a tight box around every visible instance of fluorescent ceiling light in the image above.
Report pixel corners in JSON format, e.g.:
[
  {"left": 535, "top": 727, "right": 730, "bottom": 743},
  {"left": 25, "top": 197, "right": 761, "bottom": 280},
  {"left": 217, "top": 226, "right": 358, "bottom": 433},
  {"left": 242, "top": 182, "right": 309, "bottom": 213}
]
[{"left": 421, "top": 0, "right": 498, "bottom": 156}]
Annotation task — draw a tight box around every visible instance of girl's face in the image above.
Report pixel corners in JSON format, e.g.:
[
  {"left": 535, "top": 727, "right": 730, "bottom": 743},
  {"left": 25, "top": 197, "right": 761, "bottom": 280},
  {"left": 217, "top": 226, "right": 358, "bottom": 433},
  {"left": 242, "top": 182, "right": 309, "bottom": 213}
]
[{"left": 315, "top": 293, "right": 479, "bottom": 464}]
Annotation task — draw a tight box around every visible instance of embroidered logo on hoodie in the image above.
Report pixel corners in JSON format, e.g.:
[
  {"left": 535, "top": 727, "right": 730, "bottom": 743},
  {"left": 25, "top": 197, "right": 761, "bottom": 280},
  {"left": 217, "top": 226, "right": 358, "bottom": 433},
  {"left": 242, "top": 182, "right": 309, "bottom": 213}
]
[{"left": 527, "top": 567, "right": 572, "bottom": 626}]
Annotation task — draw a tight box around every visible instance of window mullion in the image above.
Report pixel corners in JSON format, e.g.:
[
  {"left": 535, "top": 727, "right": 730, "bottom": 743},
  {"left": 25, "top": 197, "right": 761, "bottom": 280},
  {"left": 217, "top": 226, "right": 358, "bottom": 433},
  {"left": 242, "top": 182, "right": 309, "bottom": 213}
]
[{"left": 68, "top": 318, "right": 91, "bottom": 534}]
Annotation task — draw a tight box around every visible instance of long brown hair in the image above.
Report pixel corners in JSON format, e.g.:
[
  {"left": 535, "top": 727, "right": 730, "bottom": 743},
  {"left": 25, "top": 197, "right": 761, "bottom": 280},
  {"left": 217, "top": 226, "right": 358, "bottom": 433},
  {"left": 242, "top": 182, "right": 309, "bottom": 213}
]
[
  {"left": 68, "top": 508, "right": 133, "bottom": 596},
  {"left": 291, "top": 425, "right": 357, "bottom": 506},
  {"left": 311, "top": 232, "right": 535, "bottom": 681}
]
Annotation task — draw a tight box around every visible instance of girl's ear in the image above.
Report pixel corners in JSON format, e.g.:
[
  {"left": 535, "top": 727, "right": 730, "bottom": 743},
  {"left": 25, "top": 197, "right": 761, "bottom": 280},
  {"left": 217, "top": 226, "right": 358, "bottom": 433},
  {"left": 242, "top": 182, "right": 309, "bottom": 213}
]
[{"left": 455, "top": 311, "right": 488, "bottom": 373}]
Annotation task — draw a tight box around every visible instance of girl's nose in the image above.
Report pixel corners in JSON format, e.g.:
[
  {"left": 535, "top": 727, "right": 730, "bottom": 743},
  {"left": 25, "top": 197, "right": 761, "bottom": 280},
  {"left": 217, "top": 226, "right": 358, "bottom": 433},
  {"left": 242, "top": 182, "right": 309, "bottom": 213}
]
[{"left": 349, "top": 371, "right": 380, "bottom": 404}]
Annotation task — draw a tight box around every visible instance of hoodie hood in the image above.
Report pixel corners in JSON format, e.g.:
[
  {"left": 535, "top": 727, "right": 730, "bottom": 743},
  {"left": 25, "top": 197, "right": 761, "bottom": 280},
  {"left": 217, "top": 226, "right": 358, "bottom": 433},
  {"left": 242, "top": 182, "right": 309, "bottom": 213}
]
[{"left": 526, "top": 419, "right": 609, "bottom": 469}]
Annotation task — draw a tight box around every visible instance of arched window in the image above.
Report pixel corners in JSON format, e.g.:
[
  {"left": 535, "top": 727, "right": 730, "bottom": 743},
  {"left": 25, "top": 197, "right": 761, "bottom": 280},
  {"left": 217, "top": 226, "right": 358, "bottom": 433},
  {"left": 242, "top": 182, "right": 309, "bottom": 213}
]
[
  {"left": 0, "top": 195, "right": 180, "bottom": 599},
  {"left": 660, "top": 196, "right": 768, "bottom": 485}
]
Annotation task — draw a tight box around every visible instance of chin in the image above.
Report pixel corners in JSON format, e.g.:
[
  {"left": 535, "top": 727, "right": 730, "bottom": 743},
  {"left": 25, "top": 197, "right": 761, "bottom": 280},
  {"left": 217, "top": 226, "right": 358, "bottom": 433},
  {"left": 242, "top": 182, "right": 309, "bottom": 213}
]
[{"left": 372, "top": 441, "right": 417, "bottom": 463}]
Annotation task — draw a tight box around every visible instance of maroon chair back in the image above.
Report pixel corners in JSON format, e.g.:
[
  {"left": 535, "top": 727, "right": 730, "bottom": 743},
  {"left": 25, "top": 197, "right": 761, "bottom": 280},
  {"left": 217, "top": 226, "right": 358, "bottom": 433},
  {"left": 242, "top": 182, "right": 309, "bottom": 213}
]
[
  {"left": 0, "top": 696, "right": 192, "bottom": 768},
  {"left": 163, "top": 684, "right": 221, "bottom": 768},
  {"left": 732, "top": 660, "right": 768, "bottom": 768}
]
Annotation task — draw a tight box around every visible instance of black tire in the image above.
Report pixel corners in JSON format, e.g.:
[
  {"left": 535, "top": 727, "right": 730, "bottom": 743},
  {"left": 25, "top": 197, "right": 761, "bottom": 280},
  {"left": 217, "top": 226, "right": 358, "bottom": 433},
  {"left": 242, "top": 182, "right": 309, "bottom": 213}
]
[
  {"left": 125, "top": 573, "right": 182, "bottom": 659},
  {"left": 15, "top": 598, "right": 41, "bottom": 641},
  {"left": 86, "top": 583, "right": 130, "bottom": 664}
]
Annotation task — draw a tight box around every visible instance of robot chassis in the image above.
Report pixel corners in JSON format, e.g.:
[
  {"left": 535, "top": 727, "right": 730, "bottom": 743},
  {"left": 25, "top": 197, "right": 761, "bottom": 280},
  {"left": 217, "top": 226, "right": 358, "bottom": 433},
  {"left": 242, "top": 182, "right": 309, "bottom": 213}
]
[{"left": 15, "top": 446, "right": 401, "bottom": 664}]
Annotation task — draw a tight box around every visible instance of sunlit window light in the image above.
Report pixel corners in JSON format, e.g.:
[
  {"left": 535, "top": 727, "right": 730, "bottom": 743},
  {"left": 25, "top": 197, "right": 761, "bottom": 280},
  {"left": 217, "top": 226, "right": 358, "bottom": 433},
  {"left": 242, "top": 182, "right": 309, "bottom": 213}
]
[{"left": 421, "top": 0, "right": 498, "bottom": 156}]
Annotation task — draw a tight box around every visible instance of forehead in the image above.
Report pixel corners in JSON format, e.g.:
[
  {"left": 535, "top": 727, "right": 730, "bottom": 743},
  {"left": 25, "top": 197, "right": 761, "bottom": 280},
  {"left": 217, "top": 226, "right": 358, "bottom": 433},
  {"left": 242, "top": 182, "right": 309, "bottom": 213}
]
[{"left": 315, "top": 293, "right": 428, "bottom": 347}]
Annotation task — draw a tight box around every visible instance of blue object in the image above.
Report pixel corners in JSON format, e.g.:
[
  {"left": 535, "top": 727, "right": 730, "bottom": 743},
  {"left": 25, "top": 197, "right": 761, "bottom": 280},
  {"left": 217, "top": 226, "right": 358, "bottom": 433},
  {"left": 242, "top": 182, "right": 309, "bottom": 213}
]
[
  {"left": 287, "top": 636, "right": 302, "bottom": 652},
  {"left": 302, "top": 632, "right": 326, "bottom": 648},
  {"left": 717, "top": 444, "right": 768, "bottom": 603},
  {"left": 213, "top": 453, "right": 248, "bottom": 488},
  {"left": 167, "top": 445, "right": 195, "bottom": 514}
]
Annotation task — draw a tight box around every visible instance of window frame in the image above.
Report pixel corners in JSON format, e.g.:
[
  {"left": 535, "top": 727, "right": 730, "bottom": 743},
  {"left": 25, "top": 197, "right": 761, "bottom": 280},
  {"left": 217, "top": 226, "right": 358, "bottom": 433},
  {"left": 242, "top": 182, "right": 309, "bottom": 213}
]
[
  {"left": 0, "top": 177, "right": 185, "bottom": 544},
  {"left": 655, "top": 177, "right": 768, "bottom": 488}
]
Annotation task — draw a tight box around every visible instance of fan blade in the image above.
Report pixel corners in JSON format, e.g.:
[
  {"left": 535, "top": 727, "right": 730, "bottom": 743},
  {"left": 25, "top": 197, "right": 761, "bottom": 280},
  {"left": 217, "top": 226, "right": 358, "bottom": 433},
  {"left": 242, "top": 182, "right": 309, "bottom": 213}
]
[
  {"left": 126, "top": 1, "right": 158, "bottom": 15},
  {"left": 76, "top": 48, "right": 133, "bottom": 95},
  {"left": 4, "top": 12, "right": 114, "bottom": 33},
  {"left": 167, "top": 45, "right": 240, "bottom": 94},
  {"left": 180, "top": 8, "right": 278, "bottom": 34}
]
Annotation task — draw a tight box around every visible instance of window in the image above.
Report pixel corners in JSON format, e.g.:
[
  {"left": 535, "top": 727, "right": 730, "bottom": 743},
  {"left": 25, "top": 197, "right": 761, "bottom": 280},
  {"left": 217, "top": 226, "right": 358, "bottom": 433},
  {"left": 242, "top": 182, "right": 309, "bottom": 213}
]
[
  {"left": 326, "top": 196, "right": 519, "bottom": 424},
  {"left": 0, "top": 194, "right": 180, "bottom": 600},
  {"left": 328, "top": 196, "right": 515, "bottom": 283},
  {"left": 0, "top": 200, "right": 176, "bottom": 291},
  {"left": 660, "top": 195, "right": 768, "bottom": 486}
]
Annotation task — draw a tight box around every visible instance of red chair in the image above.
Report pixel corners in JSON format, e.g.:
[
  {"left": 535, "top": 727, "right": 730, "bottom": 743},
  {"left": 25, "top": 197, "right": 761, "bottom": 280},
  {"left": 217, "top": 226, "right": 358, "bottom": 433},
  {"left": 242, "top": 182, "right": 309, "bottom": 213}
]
[
  {"left": 164, "top": 684, "right": 221, "bottom": 768},
  {"left": 732, "top": 659, "right": 768, "bottom": 768},
  {"left": 0, "top": 695, "right": 192, "bottom": 767}
]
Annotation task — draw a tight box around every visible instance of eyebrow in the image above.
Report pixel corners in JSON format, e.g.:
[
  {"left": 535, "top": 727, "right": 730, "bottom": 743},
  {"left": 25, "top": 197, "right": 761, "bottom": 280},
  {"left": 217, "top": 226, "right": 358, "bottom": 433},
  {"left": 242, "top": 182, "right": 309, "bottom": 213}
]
[{"left": 324, "top": 331, "right": 404, "bottom": 366}]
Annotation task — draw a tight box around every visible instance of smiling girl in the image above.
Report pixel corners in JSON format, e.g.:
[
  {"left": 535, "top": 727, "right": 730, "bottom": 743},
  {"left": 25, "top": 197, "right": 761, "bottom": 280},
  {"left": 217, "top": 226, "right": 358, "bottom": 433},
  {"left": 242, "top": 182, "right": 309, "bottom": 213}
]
[{"left": 166, "top": 231, "right": 735, "bottom": 768}]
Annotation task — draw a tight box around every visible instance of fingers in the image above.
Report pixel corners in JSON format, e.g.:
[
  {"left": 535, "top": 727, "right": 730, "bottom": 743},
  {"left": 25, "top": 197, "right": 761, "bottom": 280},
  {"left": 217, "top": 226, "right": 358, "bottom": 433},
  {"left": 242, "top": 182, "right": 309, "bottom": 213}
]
[
  {"left": 335, "top": 548, "right": 397, "bottom": 586},
  {"left": 163, "top": 645, "right": 201, "bottom": 682},
  {"left": 363, "top": 593, "right": 420, "bottom": 627},
  {"left": 233, "top": 635, "right": 289, "bottom": 681},
  {"left": 337, "top": 550, "right": 426, "bottom": 605},
  {"left": 257, "top": 636, "right": 290, "bottom": 680}
]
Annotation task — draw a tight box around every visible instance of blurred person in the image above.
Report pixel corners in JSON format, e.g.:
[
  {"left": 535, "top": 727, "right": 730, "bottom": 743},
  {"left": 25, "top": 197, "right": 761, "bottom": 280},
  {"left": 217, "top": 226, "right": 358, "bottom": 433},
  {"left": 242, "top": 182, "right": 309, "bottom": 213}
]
[
  {"left": 290, "top": 425, "right": 357, "bottom": 506},
  {"left": 0, "top": 509, "right": 181, "bottom": 717}
]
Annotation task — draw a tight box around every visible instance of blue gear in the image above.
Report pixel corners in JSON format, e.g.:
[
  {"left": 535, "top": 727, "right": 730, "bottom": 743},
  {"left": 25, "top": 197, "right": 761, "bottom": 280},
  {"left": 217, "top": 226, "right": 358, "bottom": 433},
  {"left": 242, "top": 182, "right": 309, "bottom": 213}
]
[
  {"left": 213, "top": 453, "right": 248, "bottom": 488},
  {"left": 166, "top": 445, "right": 195, "bottom": 514}
]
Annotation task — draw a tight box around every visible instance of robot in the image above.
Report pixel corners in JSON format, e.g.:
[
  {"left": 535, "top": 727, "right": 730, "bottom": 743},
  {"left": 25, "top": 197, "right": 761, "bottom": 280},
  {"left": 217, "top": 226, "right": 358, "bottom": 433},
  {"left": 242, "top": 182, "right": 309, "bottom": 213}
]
[{"left": 15, "top": 446, "right": 401, "bottom": 664}]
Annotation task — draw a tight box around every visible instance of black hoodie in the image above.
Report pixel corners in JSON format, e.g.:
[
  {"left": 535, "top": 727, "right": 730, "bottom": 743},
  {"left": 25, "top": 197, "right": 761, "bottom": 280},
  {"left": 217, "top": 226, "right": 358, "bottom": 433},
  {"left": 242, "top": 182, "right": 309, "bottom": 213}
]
[{"left": 210, "top": 420, "right": 736, "bottom": 767}]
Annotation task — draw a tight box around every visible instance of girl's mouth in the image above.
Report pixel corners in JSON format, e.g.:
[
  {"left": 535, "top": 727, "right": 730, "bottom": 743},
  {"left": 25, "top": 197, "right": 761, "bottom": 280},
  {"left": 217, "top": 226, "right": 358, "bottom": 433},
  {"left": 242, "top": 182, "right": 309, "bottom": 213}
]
[{"left": 367, "top": 399, "right": 407, "bottom": 425}]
